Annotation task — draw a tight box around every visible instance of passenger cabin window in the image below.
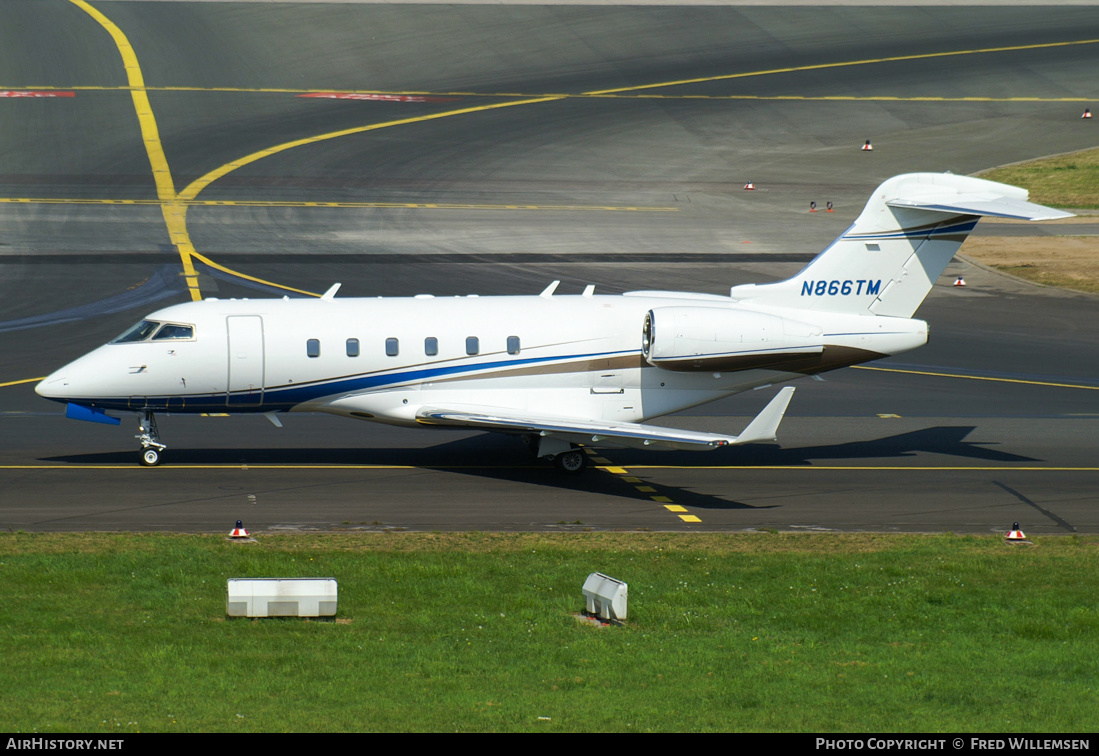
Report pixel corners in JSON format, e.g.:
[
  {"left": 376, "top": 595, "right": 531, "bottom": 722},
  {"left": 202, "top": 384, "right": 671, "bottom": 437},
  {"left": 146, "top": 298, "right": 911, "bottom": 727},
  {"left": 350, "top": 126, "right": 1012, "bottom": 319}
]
[
  {"left": 306, "top": 339, "right": 320, "bottom": 358},
  {"left": 424, "top": 337, "right": 438, "bottom": 356},
  {"left": 346, "top": 338, "right": 360, "bottom": 357},
  {"left": 386, "top": 338, "right": 399, "bottom": 357},
  {"left": 466, "top": 337, "right": 479, "bottom": 356},
  {"left": 112, "top": 320, "right": 161, "bottom": 344},
  {"left": 152, "top": 324, "right": 194, "bottom": 341},
  {"left": 507, "top": 336, "right": 520, "bottom": 355}
]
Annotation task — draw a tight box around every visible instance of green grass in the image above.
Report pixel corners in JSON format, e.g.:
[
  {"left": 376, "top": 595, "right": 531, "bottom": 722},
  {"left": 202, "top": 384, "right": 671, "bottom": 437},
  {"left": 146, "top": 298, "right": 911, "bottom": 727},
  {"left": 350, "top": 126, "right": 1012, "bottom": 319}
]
[
  {"left": 1, "top": 532, "right": 1097, "bottom": 732},
  {"left": 981, "top": 147, "right": 1099, "bottom": 208}
]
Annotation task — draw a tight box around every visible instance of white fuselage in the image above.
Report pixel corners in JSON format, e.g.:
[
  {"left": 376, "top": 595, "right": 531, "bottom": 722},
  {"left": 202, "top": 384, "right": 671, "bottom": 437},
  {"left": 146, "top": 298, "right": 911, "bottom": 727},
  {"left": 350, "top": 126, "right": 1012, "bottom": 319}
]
[
  {"left": 36, "top": 292, "right": 928, "bottom": 427},
  {"left": 34, "top": 172, "right": 1071, "bottom": 463}
]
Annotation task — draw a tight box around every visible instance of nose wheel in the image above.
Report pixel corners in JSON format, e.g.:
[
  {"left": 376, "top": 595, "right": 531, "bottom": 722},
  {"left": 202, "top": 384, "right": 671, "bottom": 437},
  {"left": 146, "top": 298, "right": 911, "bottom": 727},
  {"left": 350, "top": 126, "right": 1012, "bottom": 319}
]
[{"left": 136, "top": 411, "right": 166, "bottom": 466}]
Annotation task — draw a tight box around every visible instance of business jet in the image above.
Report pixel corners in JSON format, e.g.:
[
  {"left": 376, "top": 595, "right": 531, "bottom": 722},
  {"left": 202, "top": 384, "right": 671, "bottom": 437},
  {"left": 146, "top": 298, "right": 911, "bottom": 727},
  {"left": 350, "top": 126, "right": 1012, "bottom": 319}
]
[{"left": 36, "top": 172, "right": 1070, "bottom": 470}]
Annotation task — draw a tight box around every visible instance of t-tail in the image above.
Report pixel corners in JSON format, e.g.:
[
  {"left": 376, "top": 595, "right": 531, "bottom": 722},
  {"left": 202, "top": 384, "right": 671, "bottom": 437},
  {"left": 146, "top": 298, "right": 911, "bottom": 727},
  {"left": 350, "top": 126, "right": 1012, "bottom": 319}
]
[{"left": 730, "top": 173, "right": 1073, "bottom": 317}]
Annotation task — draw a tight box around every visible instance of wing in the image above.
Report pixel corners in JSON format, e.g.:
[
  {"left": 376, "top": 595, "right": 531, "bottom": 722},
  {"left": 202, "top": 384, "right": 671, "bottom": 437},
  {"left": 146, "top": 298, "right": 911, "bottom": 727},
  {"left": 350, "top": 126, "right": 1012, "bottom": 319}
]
[{"left": 416, "top": 386, "right": 795, "bottom": 452}]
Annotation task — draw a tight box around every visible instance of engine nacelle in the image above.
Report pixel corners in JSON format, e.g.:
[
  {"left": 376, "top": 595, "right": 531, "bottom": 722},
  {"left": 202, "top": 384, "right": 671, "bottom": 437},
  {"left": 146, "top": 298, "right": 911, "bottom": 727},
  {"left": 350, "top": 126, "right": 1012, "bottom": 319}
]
[{"left": 642, "top": 306, "right": 825, "bottom": 372}]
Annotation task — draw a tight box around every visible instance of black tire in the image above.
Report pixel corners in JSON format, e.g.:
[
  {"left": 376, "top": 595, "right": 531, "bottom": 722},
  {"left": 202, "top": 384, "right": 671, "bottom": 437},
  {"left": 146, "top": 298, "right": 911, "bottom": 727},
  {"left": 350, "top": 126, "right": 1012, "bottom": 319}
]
[
  {"left": 140, "top": 448, "right": 161, "bottom": 467},
  {"left": 554, "top": 449, "right": 586, "bottom": 473}
]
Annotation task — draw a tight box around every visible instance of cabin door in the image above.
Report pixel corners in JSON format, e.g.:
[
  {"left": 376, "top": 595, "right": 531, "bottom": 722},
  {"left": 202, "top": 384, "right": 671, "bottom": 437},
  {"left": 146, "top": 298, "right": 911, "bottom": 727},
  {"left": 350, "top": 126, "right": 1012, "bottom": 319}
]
[{"left": 226, "top": 316, "right": 265, "bottom": 407}]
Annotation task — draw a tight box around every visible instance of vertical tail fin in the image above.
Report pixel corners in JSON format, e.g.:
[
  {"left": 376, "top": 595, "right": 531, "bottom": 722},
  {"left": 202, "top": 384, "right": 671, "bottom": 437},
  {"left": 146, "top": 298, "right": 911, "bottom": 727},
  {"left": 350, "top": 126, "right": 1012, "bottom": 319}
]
[{"left": 730, "top": 173, "right": 1072, "bottom": 318}]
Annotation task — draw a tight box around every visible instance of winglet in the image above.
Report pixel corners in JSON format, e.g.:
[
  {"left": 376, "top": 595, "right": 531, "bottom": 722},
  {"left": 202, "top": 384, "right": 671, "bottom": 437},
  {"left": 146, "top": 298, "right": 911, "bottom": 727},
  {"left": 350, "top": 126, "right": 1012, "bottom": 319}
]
[
  {"left": 321, "top": 283, "right": 342, "bottom": 301},
  {"left": 731, "top": 386, "right": 795, "bottom": 444}
]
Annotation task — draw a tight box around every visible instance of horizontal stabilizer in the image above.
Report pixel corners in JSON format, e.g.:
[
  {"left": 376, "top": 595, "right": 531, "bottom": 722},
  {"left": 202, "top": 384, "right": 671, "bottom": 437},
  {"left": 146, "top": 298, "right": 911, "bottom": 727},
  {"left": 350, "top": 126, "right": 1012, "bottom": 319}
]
[
  {"left": 887, "top": 193, "right": 1073, "bottom": 222},
  {"left": 729, "top": 172, "right": 1074, "bottom": 319},
  {"left": 416, "top": 386, "right": 795, "bottom": 452}
]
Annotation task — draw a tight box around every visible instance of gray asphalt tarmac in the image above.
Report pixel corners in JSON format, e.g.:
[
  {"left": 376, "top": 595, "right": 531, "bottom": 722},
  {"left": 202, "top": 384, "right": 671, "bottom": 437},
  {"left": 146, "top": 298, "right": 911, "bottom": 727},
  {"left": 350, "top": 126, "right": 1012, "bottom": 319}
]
[{"left": 1, "top": 1, "right": 1097, "bottom": 534}]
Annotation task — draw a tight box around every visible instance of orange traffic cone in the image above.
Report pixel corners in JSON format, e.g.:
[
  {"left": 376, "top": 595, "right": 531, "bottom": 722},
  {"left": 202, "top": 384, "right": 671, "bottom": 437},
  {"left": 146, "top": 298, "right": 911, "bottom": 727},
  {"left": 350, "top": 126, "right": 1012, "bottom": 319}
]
[
  {"left": 953, "top": 276, "right": 967, "bottom": 288},
  {"left": 861, "top": 139, "right": 873, "bottom": 151},
  {"left": 1005, "top": 522, "right": 1029, "bottom": 542}
]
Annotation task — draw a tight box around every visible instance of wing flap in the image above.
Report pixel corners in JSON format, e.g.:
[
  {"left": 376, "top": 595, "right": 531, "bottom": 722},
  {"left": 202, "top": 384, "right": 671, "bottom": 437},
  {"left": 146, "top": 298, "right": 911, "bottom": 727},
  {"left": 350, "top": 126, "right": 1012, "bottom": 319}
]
[{"left": 416, "top": 387, "right": 795, "bottom": 452}]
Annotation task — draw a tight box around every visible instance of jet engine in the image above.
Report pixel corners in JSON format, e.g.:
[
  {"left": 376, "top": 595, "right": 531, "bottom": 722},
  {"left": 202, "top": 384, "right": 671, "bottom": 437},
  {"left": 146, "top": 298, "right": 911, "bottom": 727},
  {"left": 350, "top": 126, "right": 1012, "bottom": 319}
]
[{"left": 642, "top": 307, "right": 825, "bottom": 372}]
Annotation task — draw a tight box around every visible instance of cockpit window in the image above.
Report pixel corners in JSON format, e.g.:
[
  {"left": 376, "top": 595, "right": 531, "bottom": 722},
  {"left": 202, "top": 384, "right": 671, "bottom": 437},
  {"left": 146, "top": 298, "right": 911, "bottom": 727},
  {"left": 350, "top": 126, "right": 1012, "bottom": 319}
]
[
  {"left": 152, "top": 324, "right": 194, "bottom": 340},
  {"left": 111, "top": 320, "right": 195, "bottom": 344},
  {"left": 112, "top": 320, "right": 161, "bottom": 343}
]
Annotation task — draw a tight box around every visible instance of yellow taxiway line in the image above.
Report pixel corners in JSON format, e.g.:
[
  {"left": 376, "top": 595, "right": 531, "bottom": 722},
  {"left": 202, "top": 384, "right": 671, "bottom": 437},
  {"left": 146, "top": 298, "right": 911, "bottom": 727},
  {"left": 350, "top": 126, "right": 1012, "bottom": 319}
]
[
  {"left": 0, "top": 464, "right": 1094, "bottom": 472},
  {"left": 70, "top": 0, "right": 202, "bottom": 300},
  {"left": 5, "top": 83, "right": 1099, "bottom": 104},
  {"left": 588, "top": 38, "right": 1099, "bottom": 95},
  {"left": 614, "top": 465, "right": 1099, "bottom": 472},
  {"left": 0, "top": 197, "right": 676, "bottom": 212},
  {"left": 852, "top": 365, "right": 1099, "bottom": 391},
  {"left": 175, "top": 97, "right": 564, "bottom": 203},
  {"left": 0, "top": 377, "right": 46, "bottom": 389},
  {"left": 10, "top": 32, "right": 1099, "bottom": 102},
  {"left": 52, "top": 5, "right": 1099, "bottom": 305}
]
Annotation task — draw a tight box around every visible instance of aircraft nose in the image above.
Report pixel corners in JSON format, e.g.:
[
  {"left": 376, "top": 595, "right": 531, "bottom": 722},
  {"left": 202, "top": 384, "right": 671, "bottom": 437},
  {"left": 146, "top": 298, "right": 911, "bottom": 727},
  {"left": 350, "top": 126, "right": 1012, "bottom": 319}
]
[{"left": 35, "top": 371, "right": 70, "bottom": 400}]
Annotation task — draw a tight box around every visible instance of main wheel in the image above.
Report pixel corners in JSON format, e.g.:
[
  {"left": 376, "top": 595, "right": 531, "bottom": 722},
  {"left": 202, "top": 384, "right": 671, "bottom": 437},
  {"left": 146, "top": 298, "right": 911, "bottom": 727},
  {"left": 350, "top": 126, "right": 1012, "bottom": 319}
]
[
  {"left": 554, "top": 449, "right": 587, "bottom": 474},
  {"left": 140, "top": 447, "right": 161, "bottom": 467}
]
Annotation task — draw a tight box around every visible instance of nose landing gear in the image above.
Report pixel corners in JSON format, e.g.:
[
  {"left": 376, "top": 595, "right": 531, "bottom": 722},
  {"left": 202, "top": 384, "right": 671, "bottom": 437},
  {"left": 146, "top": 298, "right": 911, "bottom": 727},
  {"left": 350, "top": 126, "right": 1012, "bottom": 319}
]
[{"left": 136, "top": 410, "right": 166, "bottom": 466}]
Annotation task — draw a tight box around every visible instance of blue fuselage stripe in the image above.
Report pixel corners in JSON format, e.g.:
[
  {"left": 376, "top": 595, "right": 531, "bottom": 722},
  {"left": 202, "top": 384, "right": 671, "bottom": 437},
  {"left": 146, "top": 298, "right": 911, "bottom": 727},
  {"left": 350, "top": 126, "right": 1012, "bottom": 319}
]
[{"left": 63, "top": 349, "right": 640, "bottom": 413}]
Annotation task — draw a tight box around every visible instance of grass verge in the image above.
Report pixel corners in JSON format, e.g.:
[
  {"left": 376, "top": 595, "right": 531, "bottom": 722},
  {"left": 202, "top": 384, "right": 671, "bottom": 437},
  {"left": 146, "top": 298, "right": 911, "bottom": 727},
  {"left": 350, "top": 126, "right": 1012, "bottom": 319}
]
[
  {"left": 1, "top": 532, "right": 1096, "bottom": 733},
  {"left": 960, "top": 235, "right": 1099, "bottom": 295},
  {"left": 981, "top": 147, "right": 1099, "bottom": 210},
  {"left": 969, "top": 148, "right": 1099, "bottom": 294}
]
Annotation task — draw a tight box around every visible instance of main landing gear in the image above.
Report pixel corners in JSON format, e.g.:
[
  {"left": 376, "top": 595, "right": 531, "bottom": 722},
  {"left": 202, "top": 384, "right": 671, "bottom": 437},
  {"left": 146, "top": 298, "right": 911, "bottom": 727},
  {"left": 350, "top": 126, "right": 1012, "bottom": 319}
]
[
  {"left": 136, "top": 410, "right": 166, "bottom": 466},
  {"left": 553, "top": 448, "right": 588, "bottom": 474},
  {"left": 526, "top": 435, "right": 588, "bottom": 474}
]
